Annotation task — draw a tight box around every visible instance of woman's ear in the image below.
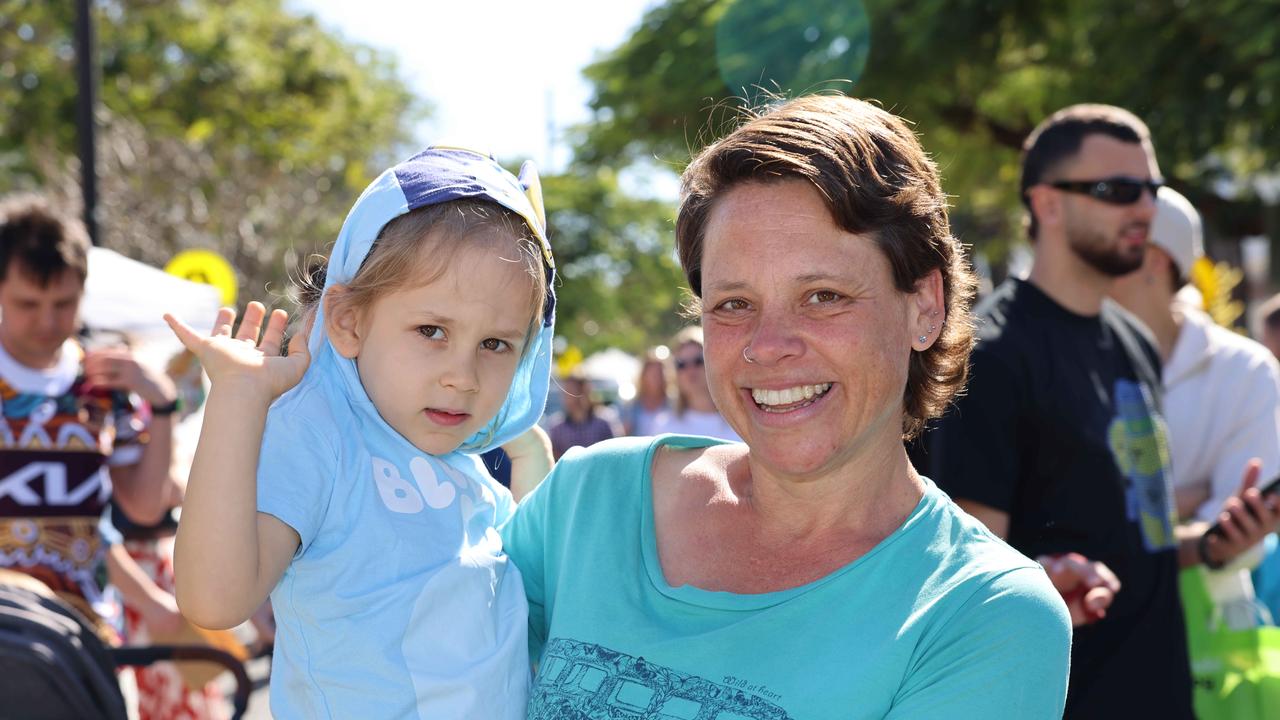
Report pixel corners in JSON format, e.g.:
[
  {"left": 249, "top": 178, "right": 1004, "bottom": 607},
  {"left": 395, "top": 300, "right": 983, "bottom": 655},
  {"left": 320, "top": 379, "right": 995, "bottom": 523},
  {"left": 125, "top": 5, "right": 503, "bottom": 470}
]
[
  {"left": 913, "top": 268, "right": 945, "bottom": 318},
  {"left": 911, "top": 269, "right": 945, "bottom": 349},
  {"left": 324, "top": 285, "right": 363, "bottom": 359}
]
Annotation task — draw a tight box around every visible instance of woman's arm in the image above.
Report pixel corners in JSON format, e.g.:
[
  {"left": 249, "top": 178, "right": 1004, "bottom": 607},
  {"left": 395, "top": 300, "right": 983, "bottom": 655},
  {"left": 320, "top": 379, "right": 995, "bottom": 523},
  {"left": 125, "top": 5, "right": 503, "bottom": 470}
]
[
  {"left": 884, "top": 567, "right": 1072, "bottom": 719},
  {"left": 166, "top": 303, "right": 311, "bottom": 629},
  {"left": 106, "top": 543, "right": 183, "bottom": 638}
]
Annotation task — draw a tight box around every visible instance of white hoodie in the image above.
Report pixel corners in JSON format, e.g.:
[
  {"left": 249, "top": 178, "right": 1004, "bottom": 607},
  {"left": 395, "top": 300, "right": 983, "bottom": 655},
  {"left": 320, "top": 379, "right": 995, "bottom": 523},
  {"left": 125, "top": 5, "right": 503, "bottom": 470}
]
[{"left": 1165, "top": 306, "right": 1280, "bottom": 627}]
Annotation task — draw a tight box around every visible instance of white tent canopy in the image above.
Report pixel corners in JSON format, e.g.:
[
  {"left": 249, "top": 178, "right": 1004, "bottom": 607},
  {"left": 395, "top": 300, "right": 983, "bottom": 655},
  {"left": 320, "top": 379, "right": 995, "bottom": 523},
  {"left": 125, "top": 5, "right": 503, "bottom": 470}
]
[
  {"left": 82, "top": 246, "right": 222, "bottom": 369},
  {"left": 579, "top": 347, "right": 642, "bottom": 402}
]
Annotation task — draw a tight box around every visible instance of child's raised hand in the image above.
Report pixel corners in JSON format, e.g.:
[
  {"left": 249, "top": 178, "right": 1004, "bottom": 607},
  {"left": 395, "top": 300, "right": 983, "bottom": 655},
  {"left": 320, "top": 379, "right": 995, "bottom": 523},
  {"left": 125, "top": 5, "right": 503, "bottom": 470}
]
[{"left": 164, "top": 301, "right": 312, "bottom": 402}]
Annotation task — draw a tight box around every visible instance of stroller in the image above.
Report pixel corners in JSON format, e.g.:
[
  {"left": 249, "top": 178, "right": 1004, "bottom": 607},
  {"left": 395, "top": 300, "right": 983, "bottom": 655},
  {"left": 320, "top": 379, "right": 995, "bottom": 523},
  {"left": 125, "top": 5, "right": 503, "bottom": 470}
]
[{"left": 0, "top": 583, "right": 251, "bottom": 720}]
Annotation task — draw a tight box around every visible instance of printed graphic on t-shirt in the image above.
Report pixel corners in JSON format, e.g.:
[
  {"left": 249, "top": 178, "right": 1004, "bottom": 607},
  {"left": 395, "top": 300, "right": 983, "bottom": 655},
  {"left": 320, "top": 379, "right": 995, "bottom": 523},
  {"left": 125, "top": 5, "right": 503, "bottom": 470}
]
[
  {"left": 529, "top": 638, "right": 793, "bottom": 720},
  {"left": 368, "top": 450, "right": 526, "bottom": 711},
  {"left": 1108, "top": 379, "right": 1176, "bottom": 552},
  {"left": 0, "top": 370, "right": 142, "bottom": 613}
]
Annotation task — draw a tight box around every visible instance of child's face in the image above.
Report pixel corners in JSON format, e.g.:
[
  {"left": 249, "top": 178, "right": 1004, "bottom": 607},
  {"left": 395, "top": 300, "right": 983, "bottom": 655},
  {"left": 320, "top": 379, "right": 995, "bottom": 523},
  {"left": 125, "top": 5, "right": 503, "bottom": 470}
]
[{"left": 347, "top": 244, "right": 537, "bottom": 455}]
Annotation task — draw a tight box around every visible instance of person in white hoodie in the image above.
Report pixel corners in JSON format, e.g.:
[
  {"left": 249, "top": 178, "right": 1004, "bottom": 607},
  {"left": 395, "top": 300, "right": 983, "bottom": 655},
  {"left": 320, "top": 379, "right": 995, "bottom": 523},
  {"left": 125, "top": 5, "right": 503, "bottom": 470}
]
[{"left": 1110, "top": 185, "right": 1280, "bottom": 628}]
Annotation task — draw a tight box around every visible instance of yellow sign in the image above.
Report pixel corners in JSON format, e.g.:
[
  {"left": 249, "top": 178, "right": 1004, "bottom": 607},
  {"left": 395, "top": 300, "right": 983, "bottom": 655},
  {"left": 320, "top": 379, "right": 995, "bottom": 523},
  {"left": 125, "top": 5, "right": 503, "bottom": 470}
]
[
  {"left": 556, "top": 346, "right": 583, "bottom": 377},
  {"left": 165, "top": 249, "right": 237, "bottom": 306}
]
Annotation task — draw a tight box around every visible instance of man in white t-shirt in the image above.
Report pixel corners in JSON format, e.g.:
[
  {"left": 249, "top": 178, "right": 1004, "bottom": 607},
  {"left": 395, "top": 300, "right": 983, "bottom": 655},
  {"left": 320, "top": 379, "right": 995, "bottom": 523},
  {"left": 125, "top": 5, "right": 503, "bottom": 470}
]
[
  {"left": 1110, "top": 186, "right": 1280, "bottom": 628},
  {"left": 0, "top": 195, "right": 179, "bottom": 632}
]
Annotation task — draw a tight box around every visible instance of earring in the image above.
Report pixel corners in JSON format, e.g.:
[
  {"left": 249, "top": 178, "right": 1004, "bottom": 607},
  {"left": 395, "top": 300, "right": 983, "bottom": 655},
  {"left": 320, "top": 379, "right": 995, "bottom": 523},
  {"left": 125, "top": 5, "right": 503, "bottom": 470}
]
[{"left": 918, "top": 323, "right": 937, "bottom": 346}]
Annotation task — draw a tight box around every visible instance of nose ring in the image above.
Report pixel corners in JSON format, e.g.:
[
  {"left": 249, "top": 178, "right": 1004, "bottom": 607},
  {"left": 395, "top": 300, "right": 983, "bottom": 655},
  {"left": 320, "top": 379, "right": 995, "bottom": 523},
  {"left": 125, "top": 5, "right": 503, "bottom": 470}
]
[{"left": 743, "top": 347, "right": 757, "bottom": 364}]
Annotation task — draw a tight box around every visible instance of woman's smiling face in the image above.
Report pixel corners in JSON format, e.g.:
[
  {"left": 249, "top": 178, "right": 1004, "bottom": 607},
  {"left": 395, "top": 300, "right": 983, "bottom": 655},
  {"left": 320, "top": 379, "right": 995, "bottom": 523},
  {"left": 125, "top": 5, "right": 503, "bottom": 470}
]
[{"left": 699, "top": 179, "right": 926, "bottom": 479}]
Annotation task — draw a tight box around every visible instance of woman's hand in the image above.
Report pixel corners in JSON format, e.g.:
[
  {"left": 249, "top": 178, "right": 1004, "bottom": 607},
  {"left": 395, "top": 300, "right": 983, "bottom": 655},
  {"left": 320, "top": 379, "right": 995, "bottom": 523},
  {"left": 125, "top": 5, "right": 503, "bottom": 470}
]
[
  {"left": 164, "top": 302, "right": 311, "bottom": 403},
  {"left": 138, "top": 589, "right": 185, "bottom": 638}
]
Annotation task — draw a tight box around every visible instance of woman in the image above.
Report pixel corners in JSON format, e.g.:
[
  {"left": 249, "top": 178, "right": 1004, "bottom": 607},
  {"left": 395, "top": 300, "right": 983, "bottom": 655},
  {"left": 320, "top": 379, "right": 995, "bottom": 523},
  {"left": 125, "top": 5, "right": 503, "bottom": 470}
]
[
  {"left": 622, "top": 349, "right": 671, "bottom": 436},
  {"left": 502, "top": 95, "right": 1071, "bottom": 719},
  {"left": 650, "top": 326, "right": 740, "bottom": 441}
]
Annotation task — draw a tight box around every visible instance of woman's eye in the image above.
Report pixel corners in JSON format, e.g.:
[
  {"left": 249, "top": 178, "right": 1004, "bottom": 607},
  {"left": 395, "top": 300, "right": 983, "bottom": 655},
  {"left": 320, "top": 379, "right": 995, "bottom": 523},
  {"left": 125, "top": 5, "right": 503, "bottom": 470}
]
[
  {"left": 417, "top": 325, "right": 445, "bottom": 340},
  {"left": 481, "top": 338, "right": 511, "bottom": 352},
  {"left": 806, "top": 290, "right": 841, "bottom": 304},
  {"left": 715, "top": 298, "right": 749, "bottom": 312}
]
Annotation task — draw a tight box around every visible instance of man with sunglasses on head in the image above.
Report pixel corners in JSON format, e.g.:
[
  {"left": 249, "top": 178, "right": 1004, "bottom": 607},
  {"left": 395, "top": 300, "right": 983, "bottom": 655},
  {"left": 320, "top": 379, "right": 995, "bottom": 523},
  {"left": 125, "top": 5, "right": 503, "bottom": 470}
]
[{"left": 916, "top": 104, "right": 1277, "bottom": 719}]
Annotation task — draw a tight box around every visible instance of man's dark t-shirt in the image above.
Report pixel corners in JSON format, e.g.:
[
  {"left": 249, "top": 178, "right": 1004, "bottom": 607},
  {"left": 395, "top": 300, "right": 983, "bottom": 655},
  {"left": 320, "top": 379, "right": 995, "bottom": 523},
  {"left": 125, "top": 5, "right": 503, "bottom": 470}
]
[{"left": 917, "top": 279, "right": 1192, "bottom": 719}]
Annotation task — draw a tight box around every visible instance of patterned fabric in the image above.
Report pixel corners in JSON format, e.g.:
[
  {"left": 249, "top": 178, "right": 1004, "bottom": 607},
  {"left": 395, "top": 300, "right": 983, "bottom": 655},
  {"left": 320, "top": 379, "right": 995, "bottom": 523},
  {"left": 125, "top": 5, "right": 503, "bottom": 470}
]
[
  {"left": 122, "top": 536, "right": 226, "bottom": 720},
  {"left": 0, "top": 338, "right": 144, "bottom": 625}
]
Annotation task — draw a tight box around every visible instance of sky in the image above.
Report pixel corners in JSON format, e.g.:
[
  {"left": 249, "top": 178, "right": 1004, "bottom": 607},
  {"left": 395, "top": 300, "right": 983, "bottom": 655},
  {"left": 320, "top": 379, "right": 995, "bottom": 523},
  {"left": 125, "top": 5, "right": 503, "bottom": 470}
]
[{"left": 287, "top": 0, "right": 659, "bottom": 173}]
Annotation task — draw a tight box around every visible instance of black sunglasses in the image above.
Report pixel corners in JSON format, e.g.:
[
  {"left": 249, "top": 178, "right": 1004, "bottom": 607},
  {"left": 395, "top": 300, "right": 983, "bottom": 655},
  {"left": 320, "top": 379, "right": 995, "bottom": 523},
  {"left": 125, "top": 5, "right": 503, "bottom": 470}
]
[
  {"left": 1048, "top": 177, "right": 1163, "bottom": 205},
  {"left": 674, "top": 356, "right": 705, "bottom": 371}
]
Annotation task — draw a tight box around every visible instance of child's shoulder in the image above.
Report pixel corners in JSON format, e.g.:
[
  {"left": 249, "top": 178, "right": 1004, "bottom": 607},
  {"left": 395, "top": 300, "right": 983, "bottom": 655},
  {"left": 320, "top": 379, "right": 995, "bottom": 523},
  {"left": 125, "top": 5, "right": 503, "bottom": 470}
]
[{"left": 264, "top": 374, "right": 345, "bottom": 448}]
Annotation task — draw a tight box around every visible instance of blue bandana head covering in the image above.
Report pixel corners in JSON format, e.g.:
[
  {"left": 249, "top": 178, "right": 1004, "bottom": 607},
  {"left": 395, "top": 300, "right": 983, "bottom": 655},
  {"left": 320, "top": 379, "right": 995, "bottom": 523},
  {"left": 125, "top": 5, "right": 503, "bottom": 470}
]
[{"left": 308, "top": 146, "right": 556, "bottom": 455}]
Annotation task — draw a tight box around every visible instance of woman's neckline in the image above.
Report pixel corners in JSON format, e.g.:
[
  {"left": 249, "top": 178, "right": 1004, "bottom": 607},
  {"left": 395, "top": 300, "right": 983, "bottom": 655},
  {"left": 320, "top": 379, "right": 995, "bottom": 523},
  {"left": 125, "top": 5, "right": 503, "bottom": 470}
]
[{"left": 637, "top": 434, "right": 938, "bottom": 610}]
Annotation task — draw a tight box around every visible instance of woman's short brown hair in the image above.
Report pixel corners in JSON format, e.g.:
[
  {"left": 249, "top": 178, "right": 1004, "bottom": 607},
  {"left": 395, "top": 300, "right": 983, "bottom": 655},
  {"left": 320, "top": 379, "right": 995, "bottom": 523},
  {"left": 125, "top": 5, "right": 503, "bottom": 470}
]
[{"left": 675, "top": 94, "right": 978, "bottom": 439}]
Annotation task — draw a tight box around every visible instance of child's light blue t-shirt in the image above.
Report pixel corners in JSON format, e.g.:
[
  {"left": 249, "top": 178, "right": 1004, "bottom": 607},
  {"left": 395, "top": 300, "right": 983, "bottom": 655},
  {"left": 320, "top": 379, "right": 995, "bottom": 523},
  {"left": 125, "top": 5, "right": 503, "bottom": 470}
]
[
  {"left": 501, "top": 435, "right": 1071, "bottom": 720},
  {"left": 257, "top": 348, "right": 529, "bottom": 720}
]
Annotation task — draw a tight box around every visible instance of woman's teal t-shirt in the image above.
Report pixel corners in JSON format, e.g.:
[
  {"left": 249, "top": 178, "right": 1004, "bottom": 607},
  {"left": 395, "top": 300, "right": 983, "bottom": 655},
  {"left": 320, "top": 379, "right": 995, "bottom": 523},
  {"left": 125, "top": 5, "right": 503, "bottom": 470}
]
[{"left": 501, "top": 434, "right": 1071, "bottom": 719}]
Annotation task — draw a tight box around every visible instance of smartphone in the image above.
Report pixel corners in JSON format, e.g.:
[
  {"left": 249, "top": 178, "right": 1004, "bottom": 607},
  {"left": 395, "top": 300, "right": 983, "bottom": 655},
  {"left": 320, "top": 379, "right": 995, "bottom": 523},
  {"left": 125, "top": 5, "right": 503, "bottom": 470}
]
[
  {"left": 79, "top": 328, "right": 131, "bottom": 353},
  {"left": 1203, "top": 474, "right": 1280, "bottom": 539}
]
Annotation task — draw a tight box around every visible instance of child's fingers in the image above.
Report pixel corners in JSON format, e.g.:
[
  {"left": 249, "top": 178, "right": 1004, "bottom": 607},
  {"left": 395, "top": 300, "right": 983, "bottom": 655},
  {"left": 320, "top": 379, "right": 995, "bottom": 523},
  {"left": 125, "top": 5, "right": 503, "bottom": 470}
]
[
  {"left": 164, "top": 313, "right": 204, "bottom": 351},
  {"left": 236, "top": 302, "right": 267, "bottom": 343},
  {"left": 258, "top": 309, "right": 290, "bottom": 356},
  {"left": 288, "top": 312, "right": 314, "bottom": 358},
  {"left": 211, "top": 307, "right": 237, "bottom": 337}
]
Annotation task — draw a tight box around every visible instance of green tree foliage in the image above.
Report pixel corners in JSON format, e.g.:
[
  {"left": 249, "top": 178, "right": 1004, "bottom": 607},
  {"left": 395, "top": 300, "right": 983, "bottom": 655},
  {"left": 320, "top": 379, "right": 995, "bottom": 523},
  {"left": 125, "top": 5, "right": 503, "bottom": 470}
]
[
  {"left": 1, "top": 0, "right": 421, "bottom": 299},
  {"left": 577, "top": 0, "right": 1280, "bottom": 257},
  {"left": 542, "top": 167, "right": 688, "bottom": 355}
]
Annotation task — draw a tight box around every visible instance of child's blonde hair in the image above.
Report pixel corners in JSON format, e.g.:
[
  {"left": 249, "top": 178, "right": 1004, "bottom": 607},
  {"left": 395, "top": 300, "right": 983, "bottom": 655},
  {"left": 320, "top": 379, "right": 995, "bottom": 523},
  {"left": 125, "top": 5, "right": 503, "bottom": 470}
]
[{"left": 306, "top": 198, "right": 548, "bottom": 352}]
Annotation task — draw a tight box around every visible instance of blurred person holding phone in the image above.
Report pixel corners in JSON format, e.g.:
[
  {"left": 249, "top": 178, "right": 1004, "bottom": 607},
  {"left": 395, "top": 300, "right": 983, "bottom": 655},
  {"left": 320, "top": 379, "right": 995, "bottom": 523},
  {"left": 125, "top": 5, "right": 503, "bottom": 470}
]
[{"left": 1110, "top": 186, "right": 1280, "bottom": 629}]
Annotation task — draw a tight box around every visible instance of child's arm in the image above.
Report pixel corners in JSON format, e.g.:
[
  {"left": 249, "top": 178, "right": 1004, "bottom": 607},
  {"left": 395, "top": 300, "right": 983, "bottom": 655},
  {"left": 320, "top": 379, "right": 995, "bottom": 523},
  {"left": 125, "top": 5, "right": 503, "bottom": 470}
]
[
  {"left": 165, "top": 303, "right": 311, "bottom": 629},
  {"left": 503, "top": 425, "right": 553, "bottom": 502}
]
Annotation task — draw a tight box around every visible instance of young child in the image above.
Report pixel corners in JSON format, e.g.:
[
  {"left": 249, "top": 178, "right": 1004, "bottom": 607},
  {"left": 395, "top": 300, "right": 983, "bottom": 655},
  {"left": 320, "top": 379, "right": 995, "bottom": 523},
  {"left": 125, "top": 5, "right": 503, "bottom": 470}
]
[{"left": 164, "top": 148, "right": 556, "bottom": 719}]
